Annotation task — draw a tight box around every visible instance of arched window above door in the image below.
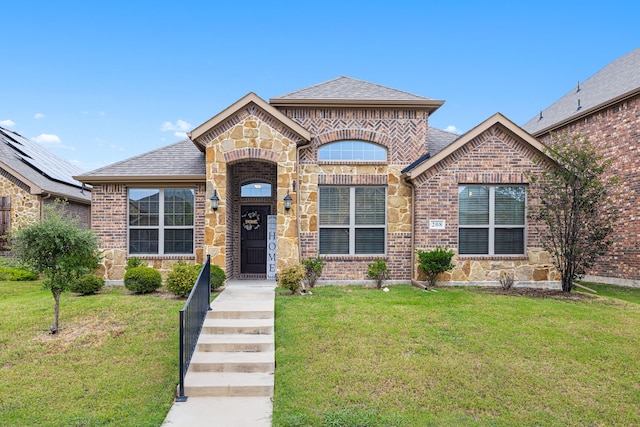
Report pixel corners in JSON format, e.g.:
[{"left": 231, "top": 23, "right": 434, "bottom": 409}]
[{"left": 241, "top": 182, "right": 272, "bottom": 197}]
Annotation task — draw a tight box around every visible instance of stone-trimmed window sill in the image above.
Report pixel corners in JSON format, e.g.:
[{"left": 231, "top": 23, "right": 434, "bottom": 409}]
[
  {"left": 457, "top": 255, "right": 528, "bottom": 261},
  {"left": 317, "top": 161, "right": 388, "bottom": 166},
  {"left": 127, "top": 255, "right": 196, "bottom": 260},
  {"left": 320, "top": 255, "right": 387, "bottom": 261}
]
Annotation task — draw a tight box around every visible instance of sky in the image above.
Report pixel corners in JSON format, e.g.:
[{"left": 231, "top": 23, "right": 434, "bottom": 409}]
[{"left": 2, "top": 1, "right": 639, "bottom": 173}]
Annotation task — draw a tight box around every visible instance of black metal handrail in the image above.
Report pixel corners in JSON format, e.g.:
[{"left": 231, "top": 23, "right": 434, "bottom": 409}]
[{"left": 177, "top": 254, "right": 211, "bottom": 401}]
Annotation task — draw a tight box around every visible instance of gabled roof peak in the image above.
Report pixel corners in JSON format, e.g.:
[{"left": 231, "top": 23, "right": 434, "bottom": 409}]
[{"left": 270, "top": 76, "right": 444, "bottom": 112}]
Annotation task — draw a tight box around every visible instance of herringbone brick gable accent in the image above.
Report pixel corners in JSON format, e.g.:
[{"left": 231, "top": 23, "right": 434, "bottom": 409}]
[{"left": 278, "top": 107, "right": 429, "bottom": 166}]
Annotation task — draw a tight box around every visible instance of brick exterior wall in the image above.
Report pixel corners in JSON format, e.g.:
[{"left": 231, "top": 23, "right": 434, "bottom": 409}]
[
  {"left": 536, "top": 94, "right": 640, "bottom": 282},
  {"left": 412, "top": 123, "right": 557, "bottom": 284},
  {"left": 91, "top": 183, "right": 206, "bottom": 281},
  {"left": 279, "top": 106, "right": 427, "bottom": 282}
]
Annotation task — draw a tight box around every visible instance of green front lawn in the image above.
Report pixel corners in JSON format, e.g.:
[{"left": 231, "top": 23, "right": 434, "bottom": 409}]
[
  {"left": 273, "top": 285, "right": 640, "bottom": 426},
  {"left": 0, "top": 281, "right": 184, "bottom": 426}
]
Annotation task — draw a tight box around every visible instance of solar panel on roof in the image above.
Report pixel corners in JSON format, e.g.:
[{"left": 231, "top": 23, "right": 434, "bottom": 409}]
[{"left": 0, "top": 128, "right": 84, "bottom": 188}]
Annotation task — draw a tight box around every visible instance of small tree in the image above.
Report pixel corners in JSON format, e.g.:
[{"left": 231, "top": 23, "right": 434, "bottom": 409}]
[
  {"left": 367, "top": 258, "right": 390, "bottom": 289},
  {"left": 13, "top": 200, "right": 101, "bottom": 334},
  {"left": 528, "top": 133, "right": 622, "bottom": 293},
  {"left": 416, "top": 246, "right": 455, "bottom": 287},
  {"left": 301, "top": 254, "right": 325, "bottom": 289}
]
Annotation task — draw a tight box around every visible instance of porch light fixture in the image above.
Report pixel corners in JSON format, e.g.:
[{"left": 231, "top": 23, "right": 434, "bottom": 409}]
[
  {"left": 283, "top": 191, "right": 292, "bottom": 211},
  {"left": 210, "top": 189, "right": 220, "bottom": 211}
]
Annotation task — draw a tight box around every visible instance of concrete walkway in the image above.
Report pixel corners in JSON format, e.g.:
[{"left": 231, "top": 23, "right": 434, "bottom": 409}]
[{"left": 162, "top": 279, "right": 276, "bottom": 427}]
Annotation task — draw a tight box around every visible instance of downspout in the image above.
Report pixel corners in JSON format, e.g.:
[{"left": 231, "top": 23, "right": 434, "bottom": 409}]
[
  {"left": 296, "top": 144, "right": 304, "bottom": 263},
  {"left": 40, "top": 193, "right": 52, "bottom": 219},
  {"left": 405, "top": 177, "right": 417, "bottom": 283}
]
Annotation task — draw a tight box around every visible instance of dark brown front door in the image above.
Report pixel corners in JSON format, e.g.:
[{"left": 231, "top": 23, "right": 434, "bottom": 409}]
[{"left": 241, "top": 206, "right": 270, "bottom": 274}]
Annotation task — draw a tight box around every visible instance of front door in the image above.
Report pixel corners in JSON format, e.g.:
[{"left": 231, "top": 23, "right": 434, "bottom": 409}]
[{"left": 241, "top": 205, "right": 270, "bottom": 274}]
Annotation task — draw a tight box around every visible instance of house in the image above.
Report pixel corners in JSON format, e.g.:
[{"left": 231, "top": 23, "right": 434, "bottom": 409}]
[
  {"left": 76, "top": 76, "right": 560, "bottom": 286},
  {"left": 0, "top": 126, "right": 91, "bottom": 251},
  {"left": 523, "top": 47, "right": 640, "bottom": 287}
]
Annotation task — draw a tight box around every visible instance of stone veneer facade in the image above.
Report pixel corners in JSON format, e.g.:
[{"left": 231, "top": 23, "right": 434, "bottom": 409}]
[
  {"left": 196, "top": 104, "right": 303, "bottom": 277},
  {"left": 410, "top": 124, "right": 559, "bottom": 285},
  {"left": 535, "top": 94, "right": 640, "bottom": 284},
  {"left": 0, "top": 171, "right": 41, "bottom": 231}
]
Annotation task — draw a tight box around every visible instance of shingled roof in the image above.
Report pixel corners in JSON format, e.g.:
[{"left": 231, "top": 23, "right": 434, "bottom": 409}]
[
  {"left": 523, "top": 48, "right": 640, "bottom": 135},
  {"left": 270, "top": 76, "right": 444, "bottom": 112},
  {"left": 75, "top": 139, "right": 205, "bottom": 184},
  {"left": 0, "top": 126, "right": 89, "bottom": 203}
]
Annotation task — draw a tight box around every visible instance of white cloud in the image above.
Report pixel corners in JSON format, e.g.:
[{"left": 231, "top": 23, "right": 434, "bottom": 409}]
[
  {"left": 161, "top": 119, "right": 192, "bottom": 132},
  {"left": 174, "top": 131, "right": 188, "bottom": 138},
  {"left": 34, "top": 113, "right": 45, "bottom": 119},
  {"left": 32, "top": 133, "right": 75, "bottom": 151},
  {"left": 33, "top": 133, "right": 61, "bottom": 144},
  {"left": 445, "top": 125, "right": 462, "bottom": 134},
  {"left": 0, "top": 119, "right": 15, "bottom": 127}
]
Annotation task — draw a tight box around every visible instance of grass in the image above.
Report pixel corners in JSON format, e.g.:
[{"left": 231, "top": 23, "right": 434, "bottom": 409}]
[
  {"left": 273, "top": 285, "right": 640, "bottom": 426},
  {"left": 0, "top": 281, "right": 186, "bottom": 426},
  {"left": 578, "top": 281, "right": 640, "bottom": 304}
]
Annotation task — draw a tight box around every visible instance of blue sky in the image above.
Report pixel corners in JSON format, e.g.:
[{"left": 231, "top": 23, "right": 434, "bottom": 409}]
[{"left": 2, "top": 1, "right": 639, "bottom": 172}]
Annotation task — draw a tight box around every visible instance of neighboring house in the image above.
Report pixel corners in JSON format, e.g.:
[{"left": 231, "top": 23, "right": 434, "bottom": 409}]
[
  {"left": 76, "top": 76, "right": 560, "bottom": 286},
  {"left": 0, "top": 126, "right": 91, "bottom": 251},
  {"left": 523, "top": 47, "right": 640, "bottom": 287}
]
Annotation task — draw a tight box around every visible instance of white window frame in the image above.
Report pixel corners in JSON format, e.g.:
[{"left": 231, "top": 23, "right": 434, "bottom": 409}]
[
  {"left": 318, "top": 140, "right": 387, "bottom": 162},
  {"left": 458, "top": 185, "right": 526, "bottom": 256},
  {"left": 128, "top": 188, "right": 195, "bottom": 255},
  {"left": 318, "top": 186, "right": 387, "bottom": 255}
]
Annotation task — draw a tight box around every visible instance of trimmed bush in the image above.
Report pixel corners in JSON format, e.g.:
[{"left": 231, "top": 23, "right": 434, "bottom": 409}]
[
  {"left": 278, "top": 263, "right": 305, "bottom": 295},
  {"left": 165, "top": 261, "right": 201, "bottom": 297},
  {"left": 367, "top": 258, "right": 390, "bottom": 289},
  {"left": 0, "top": 266, "right": 39, "bottom": 281},
  {"left": 416, "top": 246, "right": 455, "bottom": 287},
  {"left": 210, "top": 264, "right": 226, "bottom": 291},
  {"left": 124, "top": 266, "right": 162, "bottom": 294},
  {"left": 70, "top": 274, "right": 105, "bottom": 295},
  {"left": 302, "top": 254, "right": 324, "bottom": 288}
]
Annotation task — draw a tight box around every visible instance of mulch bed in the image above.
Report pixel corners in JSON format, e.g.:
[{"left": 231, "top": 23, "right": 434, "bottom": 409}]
[{"left": 469, "top": 287, "right": 594, "bottom": 300}]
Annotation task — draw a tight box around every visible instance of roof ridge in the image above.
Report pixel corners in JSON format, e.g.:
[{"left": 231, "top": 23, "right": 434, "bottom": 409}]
[{"left": 273, "top": 76, "right": 346, "bottom": 99}]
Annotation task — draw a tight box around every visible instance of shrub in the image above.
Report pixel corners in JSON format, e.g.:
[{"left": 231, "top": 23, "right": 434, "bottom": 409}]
[
  {"left": 416, "top": 246, "right": 455, "bottom": 287},
  {"left": 210, "top": 264, "right": 226, "bottom": 291},
  {"left": 70, "top": 274, "right": 105, "bottom": 295},
  {"left": 124, "top": 266, "right": 162, "bottom": 294},
  {"left": 126, "top": 257, "right": 144, "bottom": 270},
  {"left": 301, "top": 254, "right": 324, "bottom": 288},
  {"left": 0, "top": 266, "right": 39, "bottom": 281},
  {"left": 367, "top": 258, "right": 390, "bottom": 289},
  {"left": 278, "top": 263, "right": 306, "bottom": 295},
  {"left": 499, "top": 271, "right": 515, "bottom": 291},
  {"left": 165, "top": 261, "right": 201, "bottom": 297},
  {"left": 0, "top": 256, "right": 23, "bottom": 268}
]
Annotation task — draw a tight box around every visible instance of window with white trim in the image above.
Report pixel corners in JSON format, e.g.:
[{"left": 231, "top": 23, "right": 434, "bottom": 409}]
[
  {"left": 458, "top": 185, "right": 526, "bottom": 255},
  {"left": 318, "top": 186, "right": 386, "bottom": 255},
  {"left": 318, "top": 140, "right": 387, "bottom": 162},
  {"left": 128, "top": 188, "right": 195, "bottom": 255}
]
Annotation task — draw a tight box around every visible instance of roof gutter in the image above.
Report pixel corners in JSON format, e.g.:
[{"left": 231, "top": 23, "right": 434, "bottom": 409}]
[{"left": 73, "top": 174, "right": 206, "bottom": 185}]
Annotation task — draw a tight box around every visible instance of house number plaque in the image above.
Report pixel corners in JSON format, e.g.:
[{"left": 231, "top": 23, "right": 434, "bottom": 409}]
[{"left": 429, "top": 219, "right": 446, "bottom": 229}]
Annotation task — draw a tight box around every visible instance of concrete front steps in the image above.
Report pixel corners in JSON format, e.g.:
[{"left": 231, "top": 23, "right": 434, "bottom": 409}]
[{"left": 182, "top": 283, "right": 275, "bottom": 398}]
